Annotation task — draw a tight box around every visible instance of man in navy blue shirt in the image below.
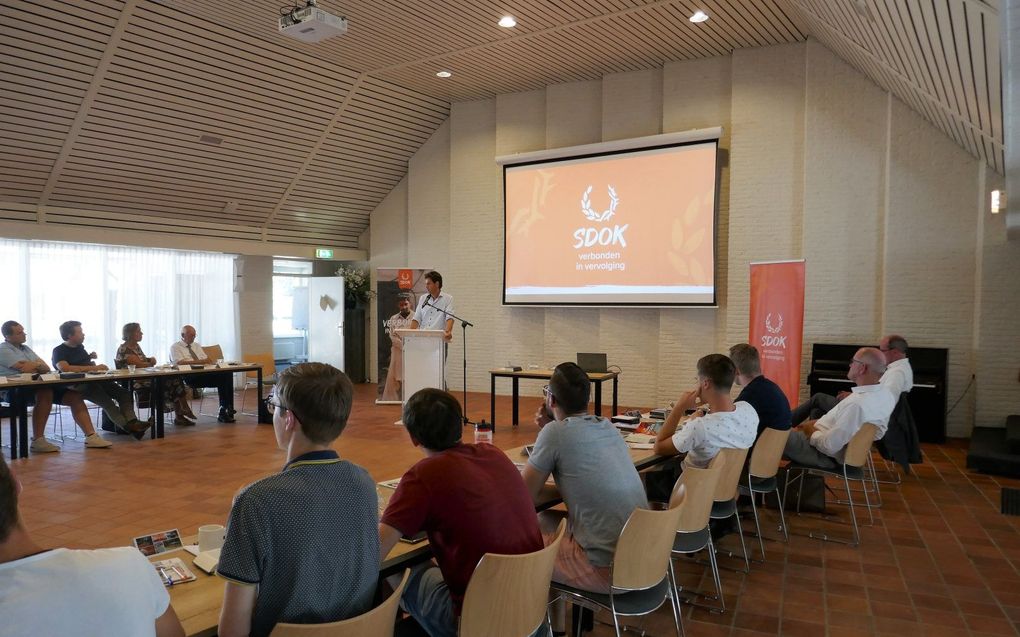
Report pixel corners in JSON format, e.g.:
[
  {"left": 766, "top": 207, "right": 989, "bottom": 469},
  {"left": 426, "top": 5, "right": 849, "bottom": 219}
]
[
  {"left": 729, "top": 344, "right": 791, "bottom": 439},
  {"left": 52, "top": 321, "right": 149, "bottom": 439}
]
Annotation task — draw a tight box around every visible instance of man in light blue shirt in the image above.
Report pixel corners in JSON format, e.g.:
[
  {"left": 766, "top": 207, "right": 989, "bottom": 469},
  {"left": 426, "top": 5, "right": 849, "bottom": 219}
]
[
  {"left": 0, "top": 321, "right": 109, "bottom": 453},
  {"left": 410, "top": 271, "right": 454, "bottom": 342}
]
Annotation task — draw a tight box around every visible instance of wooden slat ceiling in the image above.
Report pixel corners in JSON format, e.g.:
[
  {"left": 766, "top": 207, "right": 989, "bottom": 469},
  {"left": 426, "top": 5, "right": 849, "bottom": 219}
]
[{"left": 0, "top": 0, "right": 1003, "bottom": 249}]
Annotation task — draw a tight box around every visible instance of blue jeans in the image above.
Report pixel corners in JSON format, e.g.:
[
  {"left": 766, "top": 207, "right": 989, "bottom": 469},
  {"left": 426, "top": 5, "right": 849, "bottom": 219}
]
[{"left": 402, "top": 564, "right": 550, "bottom": 637}]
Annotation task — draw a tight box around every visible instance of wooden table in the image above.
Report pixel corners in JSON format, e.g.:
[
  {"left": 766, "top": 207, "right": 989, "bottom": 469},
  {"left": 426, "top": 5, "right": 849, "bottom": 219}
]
[
  {"left": 2, "top": 364, "right": 269, "bottom": 459},
  {"left": 489, "top": 369, "right": 620, "bottom": 429},
  {"left": 160, "top": 441, "right": 666, "bottom": 636}
]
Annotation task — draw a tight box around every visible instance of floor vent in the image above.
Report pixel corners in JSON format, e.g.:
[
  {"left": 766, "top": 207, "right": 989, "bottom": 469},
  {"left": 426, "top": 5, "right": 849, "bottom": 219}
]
[{"left": 1002, "top": 488, "right": 1020, "bottom": 516}]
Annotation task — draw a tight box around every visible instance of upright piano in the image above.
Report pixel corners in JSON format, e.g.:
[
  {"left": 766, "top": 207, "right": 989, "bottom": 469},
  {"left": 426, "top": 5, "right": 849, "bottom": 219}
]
[{"left": 806, "top": 343, "right": 949, "bottom": 443}]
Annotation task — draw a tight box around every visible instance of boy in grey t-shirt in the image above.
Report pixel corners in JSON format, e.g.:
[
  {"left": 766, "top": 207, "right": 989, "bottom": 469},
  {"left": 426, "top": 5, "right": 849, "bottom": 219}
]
[{"left": 523, "top": 362, "right": 647, "bottom": 594}]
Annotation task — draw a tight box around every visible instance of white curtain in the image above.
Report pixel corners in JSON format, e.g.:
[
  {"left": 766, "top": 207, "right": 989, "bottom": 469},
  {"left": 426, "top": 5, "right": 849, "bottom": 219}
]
[{"left": 0, "top": 239, "right": 237, "bottom": 368}]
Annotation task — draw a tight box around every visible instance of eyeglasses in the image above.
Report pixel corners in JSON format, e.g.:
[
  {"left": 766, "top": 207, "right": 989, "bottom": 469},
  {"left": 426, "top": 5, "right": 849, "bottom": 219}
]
[
  {"left": 265, "top": 394, "right": 287, "bottom": 415},
  {"left": 542, "top": 384, "right": 554, "bottom": 400},
  {"left": 850, "top": 358, "right": 865, "bottom": 366}
]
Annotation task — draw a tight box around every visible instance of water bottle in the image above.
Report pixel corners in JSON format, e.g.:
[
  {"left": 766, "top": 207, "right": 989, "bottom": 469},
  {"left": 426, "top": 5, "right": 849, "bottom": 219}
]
[{"left": 474, "top": 420, "right": 493, "bottom": 445}]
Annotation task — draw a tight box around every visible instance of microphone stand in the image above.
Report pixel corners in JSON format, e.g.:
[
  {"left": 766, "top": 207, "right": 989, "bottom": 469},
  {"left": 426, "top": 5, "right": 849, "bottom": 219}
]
[{"left": 423, "top": 298, "right": 474, "bottom": 427}]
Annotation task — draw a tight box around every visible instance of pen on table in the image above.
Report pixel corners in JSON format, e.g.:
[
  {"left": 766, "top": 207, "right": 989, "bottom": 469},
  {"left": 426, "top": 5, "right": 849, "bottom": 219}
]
[
  {"left": 158, "top": 566, "right": 173, "bottom": 586},
  {"left": 170, "top": 565, "right": 187, "bottom": 580}
]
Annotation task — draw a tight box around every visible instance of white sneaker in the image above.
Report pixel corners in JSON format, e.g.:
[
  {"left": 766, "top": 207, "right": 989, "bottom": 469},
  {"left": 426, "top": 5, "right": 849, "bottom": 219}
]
[
  {"left": 84, "top": 433, "right": 113, "bottom": 449},
  {"left": 30, "top": 437, "right": 60, "bottom": 453}
]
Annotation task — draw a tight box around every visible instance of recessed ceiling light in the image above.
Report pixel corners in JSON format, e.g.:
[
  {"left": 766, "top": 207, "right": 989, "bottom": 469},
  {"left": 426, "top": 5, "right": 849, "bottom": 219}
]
[
  {"left": 689, "top": 10, "right": 709, "bottom": 23},
  {"left": 436, "top": 70, "right": 452, "bottom": 78},
  {"left": 498, "top": 15, "right": 517, "bottom": 28}
]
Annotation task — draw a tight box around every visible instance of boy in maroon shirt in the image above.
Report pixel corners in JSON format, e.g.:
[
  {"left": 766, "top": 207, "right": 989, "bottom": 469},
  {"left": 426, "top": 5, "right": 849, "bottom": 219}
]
[{"left": 379, "top": 389, "right": 544, "bottom": 637}]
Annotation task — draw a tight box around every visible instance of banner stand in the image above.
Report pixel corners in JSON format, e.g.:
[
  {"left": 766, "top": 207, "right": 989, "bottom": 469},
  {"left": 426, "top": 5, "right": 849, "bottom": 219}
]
[{"left": 748, "top": 260, "right": 806, "bottom": 407}]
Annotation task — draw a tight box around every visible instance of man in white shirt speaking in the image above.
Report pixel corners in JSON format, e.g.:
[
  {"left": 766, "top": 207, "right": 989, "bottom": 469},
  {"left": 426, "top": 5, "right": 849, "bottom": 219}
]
[
  {"left": 783, "top": 347, "right": 896, "bottom": 470},
  {"left": 409, "top": 271, "right": 454, "bottom": 342}
]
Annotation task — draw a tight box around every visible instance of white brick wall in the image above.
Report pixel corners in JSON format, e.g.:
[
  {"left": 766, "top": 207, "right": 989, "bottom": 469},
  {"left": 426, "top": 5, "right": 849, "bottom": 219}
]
[
  {"left": 236, "top": 255, "right": 272, "bottom": 361},
  {"left": 363, "top": 40, "right": 1020, "bottom": 434}
]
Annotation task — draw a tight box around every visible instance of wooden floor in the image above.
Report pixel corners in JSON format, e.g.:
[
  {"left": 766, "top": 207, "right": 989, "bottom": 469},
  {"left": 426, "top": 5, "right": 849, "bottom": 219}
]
[{"left": 8, "top": 384, "right": 1020, "bottom": 636}]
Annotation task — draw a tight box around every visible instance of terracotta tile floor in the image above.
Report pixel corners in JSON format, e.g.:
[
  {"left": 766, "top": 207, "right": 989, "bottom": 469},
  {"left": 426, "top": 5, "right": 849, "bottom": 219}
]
[{"left": 6, "top": 385, "right": 1020, "bottom": 636}]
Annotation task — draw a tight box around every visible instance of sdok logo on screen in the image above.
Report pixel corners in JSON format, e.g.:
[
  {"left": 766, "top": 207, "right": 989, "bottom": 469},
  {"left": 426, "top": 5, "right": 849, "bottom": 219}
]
[
  {"left": 573, "top": 185, "right": 629, "bottom": 248},
  {"left": 762, "top": 313, "right": 786, "bottom": 348}
]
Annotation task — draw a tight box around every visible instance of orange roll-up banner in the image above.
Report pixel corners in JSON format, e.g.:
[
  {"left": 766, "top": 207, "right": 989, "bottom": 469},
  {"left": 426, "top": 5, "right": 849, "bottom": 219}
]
[{"left": 748, "top": 260, "right": 806, "bottom": 407}]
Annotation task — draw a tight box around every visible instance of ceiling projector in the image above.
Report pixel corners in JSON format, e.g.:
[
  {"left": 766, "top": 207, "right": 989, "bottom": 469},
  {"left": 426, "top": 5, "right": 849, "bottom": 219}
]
[{"left": 279, "top": 1, "right": 348, "bottom": 43}]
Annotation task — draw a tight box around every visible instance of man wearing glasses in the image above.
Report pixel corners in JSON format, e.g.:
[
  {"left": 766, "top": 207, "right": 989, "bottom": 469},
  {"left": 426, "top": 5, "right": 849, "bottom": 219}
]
[
  {"left": 216, "top": 363, "right": 378, "bottom": 637},
  {"left": 782, "top": 347, "right": 896, "bottom": 470},
  {"left": 790, "top": 334, "right": 912, "bottom": 424}
]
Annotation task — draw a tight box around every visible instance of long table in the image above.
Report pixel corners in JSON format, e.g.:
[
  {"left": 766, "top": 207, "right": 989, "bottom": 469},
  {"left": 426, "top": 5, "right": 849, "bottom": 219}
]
[
  {"left": 489, "top": 368, "right": 620, "bottom": 429},
  {"left": 2, "top": 364, "right": 270, "bottom": 459},
  {"left": 159, "top": 443, "right": 666, "bottom": 637}
]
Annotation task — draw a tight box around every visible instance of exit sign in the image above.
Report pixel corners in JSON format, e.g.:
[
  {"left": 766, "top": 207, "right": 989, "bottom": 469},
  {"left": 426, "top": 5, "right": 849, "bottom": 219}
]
[{"left": 315, "top": 248, "right": 334, "bottom": 259}]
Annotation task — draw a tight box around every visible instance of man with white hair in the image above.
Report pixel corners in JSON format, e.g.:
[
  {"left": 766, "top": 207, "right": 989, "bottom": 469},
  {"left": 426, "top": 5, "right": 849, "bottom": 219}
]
[{"left": 783, "top": 347, "right": 896, "bottom": 469}]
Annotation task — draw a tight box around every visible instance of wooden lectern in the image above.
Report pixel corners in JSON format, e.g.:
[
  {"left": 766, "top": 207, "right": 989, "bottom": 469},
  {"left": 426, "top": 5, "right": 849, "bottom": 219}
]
[{"left": 395, "top": 329, "right": 446, "bottom": 409}]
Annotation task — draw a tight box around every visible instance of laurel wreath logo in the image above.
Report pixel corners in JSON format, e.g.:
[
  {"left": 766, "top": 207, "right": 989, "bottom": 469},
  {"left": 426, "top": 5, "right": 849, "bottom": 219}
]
[
  {"left": 765, "top": 313, "right": 783, "bottom": 334},
  {"left": 581, "top": 185, "right": 619, "bottom": 222}
]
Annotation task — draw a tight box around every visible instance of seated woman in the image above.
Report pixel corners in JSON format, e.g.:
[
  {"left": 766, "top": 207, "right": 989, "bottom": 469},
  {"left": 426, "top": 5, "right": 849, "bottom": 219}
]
[{"left": 116, "top": 323, "right": 196, "bottom": 427}]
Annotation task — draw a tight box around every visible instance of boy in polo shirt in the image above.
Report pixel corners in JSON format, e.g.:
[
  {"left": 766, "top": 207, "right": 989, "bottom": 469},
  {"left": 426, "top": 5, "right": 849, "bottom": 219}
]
[
  {"left": 217, "top": 363, "right": 379, "bottom": 637},
  {"left": 380, "top": 389, "right": 544, "bottom": 637}
]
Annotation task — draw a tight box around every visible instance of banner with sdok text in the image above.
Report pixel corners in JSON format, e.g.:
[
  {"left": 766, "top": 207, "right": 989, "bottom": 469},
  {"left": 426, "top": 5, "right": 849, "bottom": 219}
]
[{"left": 748, "top": 260, "right": 805, "bottom": 407}]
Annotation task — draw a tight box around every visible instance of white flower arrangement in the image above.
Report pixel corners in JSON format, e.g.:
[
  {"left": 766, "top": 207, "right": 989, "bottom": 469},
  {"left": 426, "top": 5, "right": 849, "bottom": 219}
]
[{"left": 335, "top": 264, "right": 374, "bottom": 304}]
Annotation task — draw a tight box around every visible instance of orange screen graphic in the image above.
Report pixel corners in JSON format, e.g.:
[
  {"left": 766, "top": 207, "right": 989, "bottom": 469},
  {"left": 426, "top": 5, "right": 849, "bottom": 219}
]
[{"left": 503, "top": 142, "right": 717, "bottom": 305}]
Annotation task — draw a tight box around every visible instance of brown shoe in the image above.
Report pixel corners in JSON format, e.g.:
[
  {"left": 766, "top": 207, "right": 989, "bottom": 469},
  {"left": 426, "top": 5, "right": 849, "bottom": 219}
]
[
  {"left": 174, "top": 415, "right": 196, "bottom": 427},
  {"left": 124, "top": 419, "right": 151, "bottom": 440}
]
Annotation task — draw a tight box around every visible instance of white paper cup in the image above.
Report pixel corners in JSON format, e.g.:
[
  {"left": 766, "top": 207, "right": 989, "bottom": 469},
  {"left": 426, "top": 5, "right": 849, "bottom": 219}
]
[{"left": 198, "top": 524, "right": 226, "bottom": 553}]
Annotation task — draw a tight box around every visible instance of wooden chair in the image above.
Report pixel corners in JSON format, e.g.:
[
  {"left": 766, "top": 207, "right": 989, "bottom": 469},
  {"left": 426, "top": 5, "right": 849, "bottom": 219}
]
[
  {"left": 270, "top": 569, "right": 409, "bottom": 637},
  {"left": 708, "top": 447, "right": 751, "bottom": 574},
  {"left": 197, "top": 344, "right": 225, "bottom": 417},
  {"left": 668, "top": 455, "right": 727, "bottom": 613},
  {"left": 240, "top": 352, "right": 277, "bottom": 416},
  {"left": 784, "top": 423, "right": 878, "bottom": 547},
  {"left": 551, "top": 501, "right": 685, "bottom": 637},
  {"left": 459, "top": 520, "right": 566, "bottom": 637},
  {"left": 737, "top": 428, "right": 791, "bottom": 562}
]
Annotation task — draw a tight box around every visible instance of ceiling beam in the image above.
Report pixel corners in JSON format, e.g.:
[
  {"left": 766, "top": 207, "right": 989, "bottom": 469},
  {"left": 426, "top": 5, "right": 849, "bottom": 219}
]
[
  {"left": 261, "top": 73, "right": 368, "bottom": 241},
  {"left": 37, "top": 0, "right": 140, "bottom": 220}
]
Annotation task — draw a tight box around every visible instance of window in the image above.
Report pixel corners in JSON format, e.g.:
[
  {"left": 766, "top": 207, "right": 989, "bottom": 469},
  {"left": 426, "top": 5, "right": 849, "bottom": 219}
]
[
  {"left": 0, "top": 239, "right": 238, "bottom": 365},
  {"left": 272, "top": 259, "right": 312, "bottom": 364}
]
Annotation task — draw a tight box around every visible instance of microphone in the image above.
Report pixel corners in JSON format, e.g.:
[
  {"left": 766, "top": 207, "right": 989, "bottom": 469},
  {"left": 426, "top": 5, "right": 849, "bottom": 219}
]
[{"left": 422, "top": 297, "right": 432, "bottom": 309}]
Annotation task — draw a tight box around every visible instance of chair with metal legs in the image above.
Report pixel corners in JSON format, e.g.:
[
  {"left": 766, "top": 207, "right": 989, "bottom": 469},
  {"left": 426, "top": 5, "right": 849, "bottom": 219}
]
[
  {"left": 271, "top": 569, "right": 410, "bottom": 637},
  {"left": 668, "top": 454, "right": 727, "bottom": 612},
  {"left": 737, "top": 428, "right": 791, "bottom": 562},
  {"left": 708, "top": 447, "right": 751, "bottom": 574},
  {"left": 552, "top": 501, "right": 685, "bottom": 637},
  {"left": 458, "top": 520, "right": 566, "bottom": 637},
  {"left": 783, "top": 423, "right": 878, "bottom": 547}
]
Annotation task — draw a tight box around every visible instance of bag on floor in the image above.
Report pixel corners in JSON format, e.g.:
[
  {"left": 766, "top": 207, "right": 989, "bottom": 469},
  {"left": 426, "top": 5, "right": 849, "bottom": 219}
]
[{"left": 770, "top": 467, "right": 827, "bottom": 513}]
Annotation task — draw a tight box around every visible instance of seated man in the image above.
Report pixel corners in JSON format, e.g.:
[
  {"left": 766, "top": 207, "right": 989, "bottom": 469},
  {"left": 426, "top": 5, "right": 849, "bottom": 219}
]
[
  {"left": 169, "top": 324, "right": 235, "bottom": 423},
  {"left": 878, "top": 334, "right": 913, "bottom": 398},
  {"left": 52, "top": 320, "right": 148, "bottom": 439},
  {"left": 782, "top": 347, "right": 896, "bottom": 470},
  {"left": 0, "top": 320, "right": 109, "bottom": 451},
  {"left": 524, "top": 362, "right": 647, "bottom": 596},
  {"left": 729, "top": 343, "right": 792, "bottom": 440},
  {"left": 218, "top": 363, "right": 379, "bottom": 637},
  {"left": 653, "top": 354, "right": 759, "bottom": 469},
  {"left": 381, "top": 389, "right": 544, "bottom": 637},
  {"left": 791, "top": 334, "right": 912, "bottom": 424},
  {"left": 0, "top": 455, "right": 184, "bottom": 636}
]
